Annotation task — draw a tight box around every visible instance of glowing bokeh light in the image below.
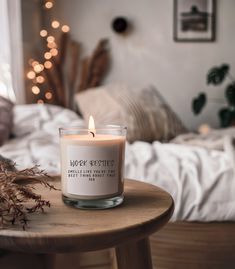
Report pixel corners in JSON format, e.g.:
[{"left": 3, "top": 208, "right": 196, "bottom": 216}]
[
  {"left": 45, "top": 91, "right": 53, "bottom": 100},
  {"left": 44, "top": 61, "right": 52, "bottom": 69},
  {"left": 32, "top": 61, "right": 39, "bottom": 67},
  {"left": 61, "top": 25, "right": 70, "bottom": 33},
  {"left": 37, "top": 99, "right": 44, "bottom": 104},
  {"left": 32, "top": 86, "right": 40, "bottom": 95},
  {"left": 34, "top": 64, "right": 43, "bottom": 73},
  {"left": 47, "top": 41, "right": 57, "bottom": 49},
  {"left": 44, "top": 52, "right": 52, "bottom": 60},
  {"left": 27, "top": 71, "right": 36, "bottom": 79},
  {"left": 36, "top": 76, "right": 45, "bottom": 84},
  {"left": 40, "top": 30, "right": 48, "bottom": 37},
  {"left": 50, "top": 48, "right": 58, "bottom": 56},
  {"left": 45, "top": 2, "right": 53, "bottom": 9},
  {"left": 52, "top": 20, "right": 60, "bottom": 29},
  {"left": 47, "top": 36, "right": 55, "bottom": 43}
]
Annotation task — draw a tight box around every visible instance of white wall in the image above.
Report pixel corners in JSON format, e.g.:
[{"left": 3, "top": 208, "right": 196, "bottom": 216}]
[{"left": 53, "top": 0, "right": 235, "bottom": 130}]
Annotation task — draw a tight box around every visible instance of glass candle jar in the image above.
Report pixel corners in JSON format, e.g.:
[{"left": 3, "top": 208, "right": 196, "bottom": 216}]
[{"left": 59, "top": 124, "right": 127, "bottom": 209}]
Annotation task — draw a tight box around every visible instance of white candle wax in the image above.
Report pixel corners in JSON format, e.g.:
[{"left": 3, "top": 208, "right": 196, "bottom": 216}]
[{"left": 60, "top": 134, "right": 126, "bottom": 200}]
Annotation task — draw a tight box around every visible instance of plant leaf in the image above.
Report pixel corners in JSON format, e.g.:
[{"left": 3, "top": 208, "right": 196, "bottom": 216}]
[
  {"left": 207, "top": 64, "right": 230, "bottom": 85},
  {"left": 218, "top": 107, "right": 235, "bottom": 127},
  {"left": 225, "top": 83, "right": 235, "bottom": 106},
  {"left": 192, "top": 93, "right": 207, "bottom": 115}
]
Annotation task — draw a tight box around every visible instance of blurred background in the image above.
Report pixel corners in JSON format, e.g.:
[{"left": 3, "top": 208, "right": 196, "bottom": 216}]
[{"left": 2, "top": 0, "right": 235, "bottom": 130}]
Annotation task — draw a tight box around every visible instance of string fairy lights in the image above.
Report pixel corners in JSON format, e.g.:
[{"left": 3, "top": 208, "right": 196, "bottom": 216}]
[
  {"left": 50, "top": 48, "right": 58, "bottom": 56},
  {"left": 27, "top": 0, "right": 70, "bottom": 104},
  {"left": 37, "top": 99, "right": 44, "bottom": 104},
  {"left": 36, "top": 76, "right": 45, "bottom": 84},
  {"left": 61, "top": 25, "right": 70, "bottom": 33},
  {"left": 27, "top": 71, "right": 36, "bottom": 79},
  {"left": 47, "top": 35, "right": 55, "bottom": 43},
  {"left": 47, "top": 41, "right": 57, "bottom": 49},
  {"left": 45, "top": 91, "right": 53, "bottom": 100},
  {"left": 44, "top": 52, "right": 52, "bottom": 60},
  {"left": 51, "top": 20, "right": 60, "bottom": 29},
  {"left": 40, "top": 30, "right": 48, "bottom": 37},
  {"left": 33, "top": 64, "right": 44, "bottom": 73},
  {"left": 32, "top": 86, "right": 40, "bottom": 95},
  {"left": 45, "top": 1, "right": 53, "bottom": 9},
  {"left": 44, "top": 61, "right": 52, "bottom": 69}
]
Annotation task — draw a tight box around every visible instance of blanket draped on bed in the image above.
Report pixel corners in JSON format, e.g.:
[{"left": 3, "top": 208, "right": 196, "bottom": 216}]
[{"left": 1, "top": 104, "right": 235, "bottom": 222}]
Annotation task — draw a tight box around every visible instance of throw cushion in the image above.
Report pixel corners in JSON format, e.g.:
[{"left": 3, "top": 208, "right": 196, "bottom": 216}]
[
  {"left": 75, "top": 84, "right": 186, "bottom": 143},
  {"left": 0, "top": 96, "right": 14, "bottom": 145}
]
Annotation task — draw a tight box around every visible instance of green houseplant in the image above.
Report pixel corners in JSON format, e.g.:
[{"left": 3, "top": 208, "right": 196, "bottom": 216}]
[{"left": 192, "top": 64, "right": 235, "bottom": 127}]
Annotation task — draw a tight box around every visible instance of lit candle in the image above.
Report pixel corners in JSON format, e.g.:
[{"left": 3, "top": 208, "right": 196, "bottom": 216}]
[{"left": 59, "top": 116, "right": 126, "bottom": 209}]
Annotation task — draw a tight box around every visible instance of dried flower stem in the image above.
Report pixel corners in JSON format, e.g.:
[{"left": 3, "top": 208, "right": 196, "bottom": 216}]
[{"left": 0, "top": 157, "right": 56, "bottom": 229}]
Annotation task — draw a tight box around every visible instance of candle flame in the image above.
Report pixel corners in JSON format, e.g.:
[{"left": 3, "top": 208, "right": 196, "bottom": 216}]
[{"left": 88, "top": 115, "right": 95, "bottom": 131}]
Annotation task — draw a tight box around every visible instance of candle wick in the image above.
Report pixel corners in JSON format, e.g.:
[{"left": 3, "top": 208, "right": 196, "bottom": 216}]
[{"left": 90, "top": 131, "right": 95, "bottom": 137}]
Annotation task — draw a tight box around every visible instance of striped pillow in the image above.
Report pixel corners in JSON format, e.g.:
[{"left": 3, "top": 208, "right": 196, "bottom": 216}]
[{"left": 75, "top": 84, "right": 186, "bottom": 143}]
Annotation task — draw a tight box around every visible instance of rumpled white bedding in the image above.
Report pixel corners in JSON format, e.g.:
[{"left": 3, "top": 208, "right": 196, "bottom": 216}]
[{"left": 1, "top": 104, "right": 235, "bottom": 222}]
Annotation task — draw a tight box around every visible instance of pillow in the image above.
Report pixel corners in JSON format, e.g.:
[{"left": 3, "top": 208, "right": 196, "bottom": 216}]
[
  {"left": 13, "top": 104, "right": 84, "bottom": 137},
  {"left": 0, "top": 96, "right": 14, "bottom": 145},
  {"left": 75, "top": 84, "right": 186, "bottom": 143}
]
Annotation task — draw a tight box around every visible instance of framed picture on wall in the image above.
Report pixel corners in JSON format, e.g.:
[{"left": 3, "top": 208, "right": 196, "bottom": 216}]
[{"left": 174, "top": 0, "right": 216, "bottom": 42}]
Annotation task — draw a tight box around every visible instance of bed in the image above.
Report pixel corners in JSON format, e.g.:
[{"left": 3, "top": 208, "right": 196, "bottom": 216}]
[{"left": 1, "top": 103, "right": 235, "bottom": 269}]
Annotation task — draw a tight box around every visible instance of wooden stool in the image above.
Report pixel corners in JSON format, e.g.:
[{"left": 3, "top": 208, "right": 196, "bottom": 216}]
[{"left": 0, "top": 178, "right": 174, "bottom": 269}]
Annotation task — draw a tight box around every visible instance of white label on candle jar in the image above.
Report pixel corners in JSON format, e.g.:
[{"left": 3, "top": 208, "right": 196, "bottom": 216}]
[{"left": 66, "top": 145, "right": 120, "bottom": 196}]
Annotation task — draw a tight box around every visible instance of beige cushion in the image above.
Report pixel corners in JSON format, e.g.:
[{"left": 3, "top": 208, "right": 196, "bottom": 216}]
[
  {"left": 0, "top": 96, "right": 14, "bottom": 145},
  {"left": 75, "top": 84, "right": 186, "bottom": 143}
]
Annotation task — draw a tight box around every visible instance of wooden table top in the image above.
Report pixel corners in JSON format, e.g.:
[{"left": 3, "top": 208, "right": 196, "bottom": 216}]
[{"left": 0, "top": 178, "right": 174, "bottom": 253}]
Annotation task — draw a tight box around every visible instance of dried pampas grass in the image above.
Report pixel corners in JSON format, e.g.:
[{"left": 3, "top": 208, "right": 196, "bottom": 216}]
[{"left": 0, "top": 155, "right": 56, "bottom": 229}]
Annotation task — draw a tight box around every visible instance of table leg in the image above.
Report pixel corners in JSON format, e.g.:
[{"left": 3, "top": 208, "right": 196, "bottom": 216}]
[{"left": 115, "top": 237, "right": 153, "bottom": 269}]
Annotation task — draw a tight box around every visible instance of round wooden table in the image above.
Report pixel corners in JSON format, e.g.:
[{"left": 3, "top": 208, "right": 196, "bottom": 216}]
[{"left": 0, "top": 178, "right": 174, "bottom": 269}]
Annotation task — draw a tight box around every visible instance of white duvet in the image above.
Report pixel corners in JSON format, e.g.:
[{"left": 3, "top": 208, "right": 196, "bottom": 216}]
[{"left": 1, "top": 104, "right": 235, "bottom": 222}]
